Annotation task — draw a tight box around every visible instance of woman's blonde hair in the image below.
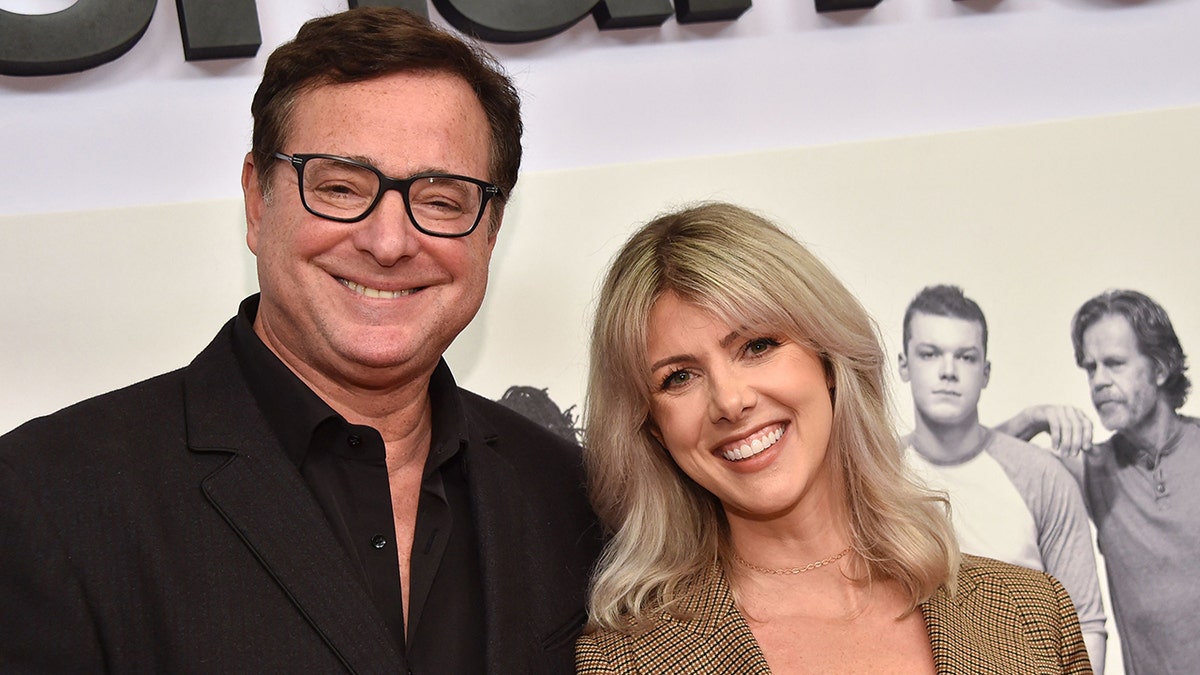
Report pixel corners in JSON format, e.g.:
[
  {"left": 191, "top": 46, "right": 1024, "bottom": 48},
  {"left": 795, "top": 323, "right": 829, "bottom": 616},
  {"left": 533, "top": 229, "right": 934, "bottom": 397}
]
[{"left": 584, "top": 202, "right": 958, "bottom": 630}]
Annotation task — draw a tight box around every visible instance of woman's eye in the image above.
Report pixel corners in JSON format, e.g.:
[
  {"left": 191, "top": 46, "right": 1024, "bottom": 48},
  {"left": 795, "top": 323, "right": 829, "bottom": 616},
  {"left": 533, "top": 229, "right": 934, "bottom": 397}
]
[
  {"left": 660, "top": 370, "right": 691, "bottom": 390},
  {"left": 746, "top": 338, "right": 779, "bottom": 356}
]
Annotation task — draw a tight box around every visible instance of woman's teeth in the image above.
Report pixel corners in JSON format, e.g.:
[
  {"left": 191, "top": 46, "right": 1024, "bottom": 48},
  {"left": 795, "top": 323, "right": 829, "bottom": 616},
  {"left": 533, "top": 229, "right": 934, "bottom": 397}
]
[{"left": 722, "top": 425, "right": 784, "bottom": 461}]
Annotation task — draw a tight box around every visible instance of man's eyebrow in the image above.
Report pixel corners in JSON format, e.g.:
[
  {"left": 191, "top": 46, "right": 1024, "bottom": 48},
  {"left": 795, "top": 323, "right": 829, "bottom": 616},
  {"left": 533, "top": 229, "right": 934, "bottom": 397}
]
[{"left": 333, "top": 154, "right": 456, "bottom": 178}]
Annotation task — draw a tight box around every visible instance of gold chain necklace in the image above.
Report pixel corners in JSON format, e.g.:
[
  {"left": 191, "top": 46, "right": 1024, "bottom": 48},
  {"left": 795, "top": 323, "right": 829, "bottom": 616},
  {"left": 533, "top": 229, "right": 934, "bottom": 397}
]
[{"left": 733, "top": 546, "right": 853, "bottom": 575}]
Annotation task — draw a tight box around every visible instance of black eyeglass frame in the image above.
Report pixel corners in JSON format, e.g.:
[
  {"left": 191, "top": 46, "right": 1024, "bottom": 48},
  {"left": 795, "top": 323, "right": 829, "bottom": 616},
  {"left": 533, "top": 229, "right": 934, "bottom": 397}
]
[{"left": 274, "top": 152, "right": 502, "bottom": 238}]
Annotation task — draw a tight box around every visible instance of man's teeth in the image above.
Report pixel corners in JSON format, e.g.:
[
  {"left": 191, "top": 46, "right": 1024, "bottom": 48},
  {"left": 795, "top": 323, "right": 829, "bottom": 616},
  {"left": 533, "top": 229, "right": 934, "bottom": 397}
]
[
  {"left": 722, "top": 426, "right": 784, "bottom": 461},
  {"left": 340, "top": 279, "right": 414, "bottom": 299}
]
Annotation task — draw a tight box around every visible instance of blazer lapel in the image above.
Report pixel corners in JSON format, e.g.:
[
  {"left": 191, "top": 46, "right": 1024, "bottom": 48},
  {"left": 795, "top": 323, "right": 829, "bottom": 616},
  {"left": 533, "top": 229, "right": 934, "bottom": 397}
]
[
  {"left": 463, "top": 424, "right": 534, "bottom": 672},
  {"left": 631, "top": 564, "right": 771, "bottom": 674},
  {"left": 922, "top": 579, "right": 981, "bottom": 674},
  {"left": 183, "top": 328, "right": 405, "bottom": 674}
]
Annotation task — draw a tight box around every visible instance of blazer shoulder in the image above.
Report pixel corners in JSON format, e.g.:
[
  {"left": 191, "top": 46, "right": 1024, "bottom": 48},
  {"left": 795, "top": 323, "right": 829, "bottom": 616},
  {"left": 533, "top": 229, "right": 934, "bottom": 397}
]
[
  {"left": 1, "top": 367, "right": 187, "bottom": 457},
  {"left": 459, "top": 388, "right": 585, "bottom": 464},
  {"left": 923, "top": 555, "right": 1092, "bottom": 673},
  {"left": 576, "top": 628, "right": 635, "bottom": 674},
  {"left": 0, "top": 321, "right": 244, "bottom": 476},
  {"left": 1, "top": 319, "right": 241, "bottom": 457},
  {"left": 957, "top": 553, "right": 1063, "bottom": 595}
]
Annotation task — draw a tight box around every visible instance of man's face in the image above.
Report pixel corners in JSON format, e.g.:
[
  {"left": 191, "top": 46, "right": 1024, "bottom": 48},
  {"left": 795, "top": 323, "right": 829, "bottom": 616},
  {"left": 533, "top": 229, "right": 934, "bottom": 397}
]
[
  {"left": 242, "top": 71, "right": 498, "bottom": 389},
  {"left": 1080, "top": 313, "right": 1165, "bottom": 433},
  {"left": 900, "top": 313, "right": 990, "bottom": 428}
]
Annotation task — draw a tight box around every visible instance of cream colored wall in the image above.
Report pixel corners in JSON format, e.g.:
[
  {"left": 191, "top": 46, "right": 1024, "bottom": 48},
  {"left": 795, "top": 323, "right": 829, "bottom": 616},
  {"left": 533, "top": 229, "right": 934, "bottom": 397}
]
[
  {"left": 0, "top": 200, "right": 255, "bottom": 433},
  {"left": 6, "top": 104, "right": 1197, "bottom": 445}
]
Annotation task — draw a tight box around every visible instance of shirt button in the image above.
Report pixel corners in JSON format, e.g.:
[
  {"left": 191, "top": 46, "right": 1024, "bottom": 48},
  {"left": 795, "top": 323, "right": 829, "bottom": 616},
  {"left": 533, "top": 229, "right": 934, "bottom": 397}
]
[
  {"left": 371, "top": 534, "right": 387, "bottom": 549},
  {"left": 347, "top": 434, "right": 362, "bottom": 448},
  {"left": 1156, "top": 484, "right": 1167, "bottom": 494}
]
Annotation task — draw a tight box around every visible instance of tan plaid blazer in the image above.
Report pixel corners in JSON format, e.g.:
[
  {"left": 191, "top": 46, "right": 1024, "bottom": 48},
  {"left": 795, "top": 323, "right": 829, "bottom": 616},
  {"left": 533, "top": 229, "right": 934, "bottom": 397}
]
[{"left": 576, "top": 554, "right": 1092, "bottom": 674}]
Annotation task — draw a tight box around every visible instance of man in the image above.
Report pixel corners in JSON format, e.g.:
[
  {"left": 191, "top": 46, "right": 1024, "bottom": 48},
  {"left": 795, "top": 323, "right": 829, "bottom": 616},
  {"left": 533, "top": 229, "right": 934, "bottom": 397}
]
[
  {"left": 0, "top": 9, "right": 600, "bottom": 673},
  {"left": 1003, "top": 290, "right": 1200, "bottom": 674},
  {"left": 898, "top": 285, "right": 1107, "bottom": 672}
]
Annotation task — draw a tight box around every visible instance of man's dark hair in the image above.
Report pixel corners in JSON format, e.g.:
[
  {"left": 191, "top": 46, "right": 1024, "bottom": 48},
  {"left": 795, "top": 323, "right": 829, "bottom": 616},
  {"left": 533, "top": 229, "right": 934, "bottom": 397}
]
[
  {"left": 1071, "top": 289, "right": 1190, "bottom": 410},
  {"left": 250, "top": 7, "right": 522, "bottom": 234},
  {"left": 902, "top": 284, "right": 988, "bottom": 355}
]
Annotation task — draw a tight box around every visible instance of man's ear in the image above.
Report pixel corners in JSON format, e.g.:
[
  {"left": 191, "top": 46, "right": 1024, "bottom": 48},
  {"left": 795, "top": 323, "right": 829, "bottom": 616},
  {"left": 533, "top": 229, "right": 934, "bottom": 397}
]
[
  {"left": 486, "top": 204, "right": 504, "bottom": 245},
  {"left": 983, "top": 360, "right": 992, "bottom": 388},
  {"left": 242, "top": 153, "right": 264, "bottom": 255},
  {"left": 897, "top": 352, "right": 910, "bottom": 383}
]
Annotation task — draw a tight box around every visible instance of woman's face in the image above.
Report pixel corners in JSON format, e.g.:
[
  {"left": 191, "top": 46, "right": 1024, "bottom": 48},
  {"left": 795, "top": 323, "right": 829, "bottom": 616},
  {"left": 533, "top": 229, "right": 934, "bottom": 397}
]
[{"left": 644, "top": 292, "right": 839, "bottom": 522}]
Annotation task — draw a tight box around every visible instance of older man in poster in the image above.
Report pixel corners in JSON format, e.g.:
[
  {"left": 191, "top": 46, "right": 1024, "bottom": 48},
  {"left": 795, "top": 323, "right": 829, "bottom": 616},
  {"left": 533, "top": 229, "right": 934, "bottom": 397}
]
[{"left": 1004, "top": 289, "right": 1200, "bottom": 674}]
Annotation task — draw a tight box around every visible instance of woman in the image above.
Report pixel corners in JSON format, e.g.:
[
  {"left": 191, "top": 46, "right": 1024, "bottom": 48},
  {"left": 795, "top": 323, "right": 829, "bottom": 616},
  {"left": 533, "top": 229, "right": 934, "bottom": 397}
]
[{"left": 577, "top": 202, "right": 1091, "bottom": 674}]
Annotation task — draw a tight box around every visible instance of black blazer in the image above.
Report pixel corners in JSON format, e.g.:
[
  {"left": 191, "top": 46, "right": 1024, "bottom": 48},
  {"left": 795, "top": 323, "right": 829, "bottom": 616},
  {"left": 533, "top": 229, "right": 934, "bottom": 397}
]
[{"left": 0, "top": 320, "right": 602, "bottom": 674}]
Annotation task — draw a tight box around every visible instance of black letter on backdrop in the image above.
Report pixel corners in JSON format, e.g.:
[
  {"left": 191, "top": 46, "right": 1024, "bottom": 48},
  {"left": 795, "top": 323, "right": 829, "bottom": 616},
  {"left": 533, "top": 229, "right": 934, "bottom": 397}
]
[
  {"left": 0, "top": 0, "right": 156, "bottom": 76},
  {"left": 594, "top": 0, "right": 674, "bottom": 29},
  {"left": 349, "top": 0, "right": 430, "bottom": 19},
  {"left": 675, "top": 0, "right": 751, "bottom": 23},
  {"left": 434, "top": 0, "right": 674, "bottom": 43},
  {"left": 814, "top": 0, "right": 882, "bottom": 12},
  {"left": 175, "top": 0, "right": 261, "bottom": 60}
]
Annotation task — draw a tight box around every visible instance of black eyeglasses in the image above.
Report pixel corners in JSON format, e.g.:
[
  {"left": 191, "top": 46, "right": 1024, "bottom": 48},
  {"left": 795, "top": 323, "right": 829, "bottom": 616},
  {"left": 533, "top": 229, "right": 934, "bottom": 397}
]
[{"left": 274, "top": 152, "right": 501, "bottom": 237}]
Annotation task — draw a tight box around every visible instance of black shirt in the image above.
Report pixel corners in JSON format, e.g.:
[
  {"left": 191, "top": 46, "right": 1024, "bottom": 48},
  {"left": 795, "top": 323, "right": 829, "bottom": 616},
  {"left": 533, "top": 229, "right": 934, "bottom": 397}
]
[{"left": 231, "top": 296, "right": 485, "bottom": 673}]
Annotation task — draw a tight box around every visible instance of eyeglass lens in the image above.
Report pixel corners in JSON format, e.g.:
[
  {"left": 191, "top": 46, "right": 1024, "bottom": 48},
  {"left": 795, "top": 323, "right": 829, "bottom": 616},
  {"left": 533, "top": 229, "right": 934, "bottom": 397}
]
[{"left": 301, "top": 156, "right": 485, "bottom": 235}]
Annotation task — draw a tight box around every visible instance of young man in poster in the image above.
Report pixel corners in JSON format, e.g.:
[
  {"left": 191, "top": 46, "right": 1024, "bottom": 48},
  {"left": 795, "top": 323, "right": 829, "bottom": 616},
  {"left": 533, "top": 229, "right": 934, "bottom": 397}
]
[{"left": 899, "top": 284, "right": 1107, "bottom": 672}]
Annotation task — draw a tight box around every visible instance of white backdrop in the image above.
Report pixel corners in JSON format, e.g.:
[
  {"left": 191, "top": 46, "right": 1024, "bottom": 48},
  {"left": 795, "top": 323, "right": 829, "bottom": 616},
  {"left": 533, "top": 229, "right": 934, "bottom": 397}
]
[{"left": 1, "top": 0, "right": 1198, "bottom": 215}]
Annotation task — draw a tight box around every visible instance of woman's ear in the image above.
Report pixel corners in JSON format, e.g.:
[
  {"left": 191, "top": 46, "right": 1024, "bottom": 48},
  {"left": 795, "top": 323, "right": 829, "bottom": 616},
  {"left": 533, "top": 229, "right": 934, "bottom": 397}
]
[{"left": 645, "top": 420, "right": 665, "bottom": 449}]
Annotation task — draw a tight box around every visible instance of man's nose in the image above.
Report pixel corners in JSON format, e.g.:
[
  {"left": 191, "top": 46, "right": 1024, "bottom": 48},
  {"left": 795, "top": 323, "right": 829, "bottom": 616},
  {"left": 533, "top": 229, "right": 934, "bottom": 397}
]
[
  {"left": 353, "top": 190, "right": 421, "bottom": 265},
  {"left": 938, "top": 355, "right": 958, "bottom": 380}
]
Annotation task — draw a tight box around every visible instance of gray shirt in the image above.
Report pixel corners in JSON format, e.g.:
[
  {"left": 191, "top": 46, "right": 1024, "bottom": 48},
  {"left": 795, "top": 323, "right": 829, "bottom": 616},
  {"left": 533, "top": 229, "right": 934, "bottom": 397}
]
[{"left": 1085, "top": 416, "right": 1200, "bottom": 675}]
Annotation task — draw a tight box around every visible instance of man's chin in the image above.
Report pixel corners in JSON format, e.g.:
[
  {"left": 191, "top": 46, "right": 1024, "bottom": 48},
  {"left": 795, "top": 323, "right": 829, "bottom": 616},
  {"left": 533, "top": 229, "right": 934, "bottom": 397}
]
[{"left": 1096, "top": 413, "right": 1127, "bottom": 433}]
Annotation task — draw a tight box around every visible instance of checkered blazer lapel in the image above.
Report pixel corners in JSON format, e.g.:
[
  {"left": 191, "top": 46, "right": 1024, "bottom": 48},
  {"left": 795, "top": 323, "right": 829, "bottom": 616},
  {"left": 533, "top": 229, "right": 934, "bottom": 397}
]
[{"left": 628, "top": 563, "right": 770, "bottom": 674}]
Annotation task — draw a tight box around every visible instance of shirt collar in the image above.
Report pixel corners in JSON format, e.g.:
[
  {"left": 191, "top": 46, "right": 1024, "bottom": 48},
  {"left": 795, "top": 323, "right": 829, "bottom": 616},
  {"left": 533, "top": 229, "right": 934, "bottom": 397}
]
[
  {"left": 230, "top": 294, "right": 467, "bottom": 473},
  {"left": 231, "top": 295, "right": 336, "bottom": 470},
  {"left": 1112, "top": 415, "right": 1198, "bottom": 469},
  {"left": 426, "top": 358, "right": 469, "bottom": 478}
]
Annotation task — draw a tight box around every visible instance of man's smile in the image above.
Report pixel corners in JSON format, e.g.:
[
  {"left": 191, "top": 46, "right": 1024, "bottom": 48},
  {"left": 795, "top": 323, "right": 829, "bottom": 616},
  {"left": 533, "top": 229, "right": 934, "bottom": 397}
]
[{"left": 338, "top": 277, "right": 421, "bottom": 299}]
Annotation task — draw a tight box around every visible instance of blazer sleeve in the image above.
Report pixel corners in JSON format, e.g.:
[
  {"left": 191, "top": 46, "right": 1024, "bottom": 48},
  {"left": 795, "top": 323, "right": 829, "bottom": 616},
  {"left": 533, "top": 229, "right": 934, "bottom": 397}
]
[
  {"left": 1048, "top": 573, "right": 1094, "bottom": 674},
  {"left": 0, "top": 452, "right": 106, "bottom": 671}
]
